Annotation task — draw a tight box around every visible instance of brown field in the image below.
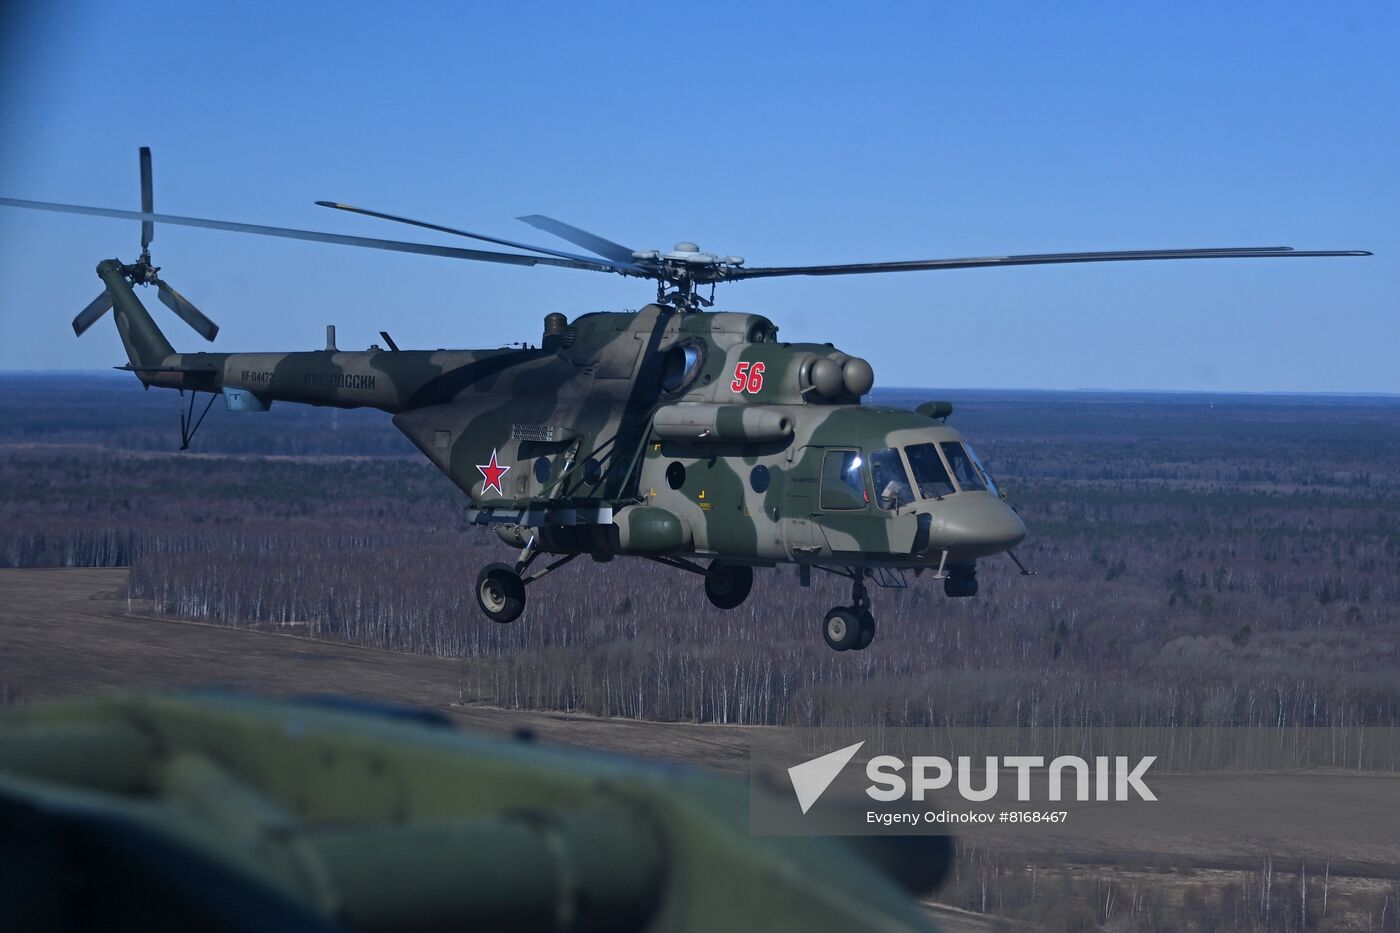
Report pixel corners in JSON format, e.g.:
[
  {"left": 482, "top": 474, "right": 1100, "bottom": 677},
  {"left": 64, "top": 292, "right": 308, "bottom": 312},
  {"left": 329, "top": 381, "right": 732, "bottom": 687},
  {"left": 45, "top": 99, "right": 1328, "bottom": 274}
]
[{"left": 0, "top": 566, "right": 756, "bottom": 770}]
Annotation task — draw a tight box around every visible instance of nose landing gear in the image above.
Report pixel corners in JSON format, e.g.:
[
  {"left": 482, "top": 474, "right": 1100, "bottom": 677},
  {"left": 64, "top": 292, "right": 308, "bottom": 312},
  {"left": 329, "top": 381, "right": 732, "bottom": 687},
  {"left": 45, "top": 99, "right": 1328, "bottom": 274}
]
[
  {"left": 944, "top": 565, "right": 978, "bottom": 598},
  {"left": 821, "top": 570, "right": 877, "bottom": 652}
]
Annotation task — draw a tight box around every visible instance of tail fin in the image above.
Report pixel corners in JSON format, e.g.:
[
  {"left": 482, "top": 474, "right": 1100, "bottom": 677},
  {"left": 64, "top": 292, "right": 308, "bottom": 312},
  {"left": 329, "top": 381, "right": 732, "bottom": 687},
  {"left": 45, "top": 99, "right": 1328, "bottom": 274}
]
[{"left": 96, "top": 259, "right": 175, "bottom": 375}]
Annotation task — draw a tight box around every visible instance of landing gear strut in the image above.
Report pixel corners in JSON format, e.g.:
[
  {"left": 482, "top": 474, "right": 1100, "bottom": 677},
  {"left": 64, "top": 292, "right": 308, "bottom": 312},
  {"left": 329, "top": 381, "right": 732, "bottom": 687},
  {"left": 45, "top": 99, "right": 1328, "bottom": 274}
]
[{"left": 821, "top": 569, "right": 877, "bottom": 652}]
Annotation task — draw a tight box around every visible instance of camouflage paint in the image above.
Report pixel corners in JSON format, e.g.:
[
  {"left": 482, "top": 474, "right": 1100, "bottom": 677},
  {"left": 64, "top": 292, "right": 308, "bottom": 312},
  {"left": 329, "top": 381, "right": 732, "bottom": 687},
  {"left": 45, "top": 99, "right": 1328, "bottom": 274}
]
[{"left": 104, "top": 263, "right": 1025, "bottom": 576}]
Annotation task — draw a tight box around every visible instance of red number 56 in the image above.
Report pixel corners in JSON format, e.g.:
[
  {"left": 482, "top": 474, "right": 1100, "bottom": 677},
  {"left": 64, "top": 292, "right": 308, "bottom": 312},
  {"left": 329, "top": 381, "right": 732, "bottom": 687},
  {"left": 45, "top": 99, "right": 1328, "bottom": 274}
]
[{"left": 730, "top": 361, "right": 766, "bottom": 394}]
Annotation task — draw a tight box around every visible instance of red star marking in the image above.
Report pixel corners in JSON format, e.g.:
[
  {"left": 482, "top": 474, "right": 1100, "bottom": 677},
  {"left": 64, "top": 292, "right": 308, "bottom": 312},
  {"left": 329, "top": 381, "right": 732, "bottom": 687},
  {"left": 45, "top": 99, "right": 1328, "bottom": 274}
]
[{"left": 476, "top": 448, "right": 510, "bottom": 496}]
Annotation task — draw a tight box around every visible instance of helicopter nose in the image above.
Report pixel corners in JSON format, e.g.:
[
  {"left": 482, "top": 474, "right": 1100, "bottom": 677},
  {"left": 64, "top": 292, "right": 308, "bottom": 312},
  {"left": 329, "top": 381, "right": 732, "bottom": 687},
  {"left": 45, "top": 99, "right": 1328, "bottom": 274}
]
[{"left": 924, "top": 494, "right": 1026, "bottom": 558}]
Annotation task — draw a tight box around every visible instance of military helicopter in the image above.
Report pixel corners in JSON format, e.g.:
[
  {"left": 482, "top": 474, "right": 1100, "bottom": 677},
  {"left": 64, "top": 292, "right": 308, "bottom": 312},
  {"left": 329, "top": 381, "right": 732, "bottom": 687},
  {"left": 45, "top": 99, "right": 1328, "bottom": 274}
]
[{"left": 0, "top": 150, "right": 1369, "bottom": 651}]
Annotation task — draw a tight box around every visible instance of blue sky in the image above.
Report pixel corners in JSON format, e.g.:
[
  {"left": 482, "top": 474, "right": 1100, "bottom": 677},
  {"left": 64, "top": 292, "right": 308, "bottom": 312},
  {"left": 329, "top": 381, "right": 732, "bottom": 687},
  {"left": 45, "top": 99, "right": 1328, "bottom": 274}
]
[{"left": 1, "top": 1, "right": 1395, "bottom": 392}]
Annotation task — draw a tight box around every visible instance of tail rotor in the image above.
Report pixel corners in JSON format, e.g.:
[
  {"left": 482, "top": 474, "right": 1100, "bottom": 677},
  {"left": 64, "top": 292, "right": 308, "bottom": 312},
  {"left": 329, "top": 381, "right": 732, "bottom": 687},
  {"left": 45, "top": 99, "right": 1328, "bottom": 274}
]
[{"left": 70, "top": 147, "right": 219, "bottom": 342}]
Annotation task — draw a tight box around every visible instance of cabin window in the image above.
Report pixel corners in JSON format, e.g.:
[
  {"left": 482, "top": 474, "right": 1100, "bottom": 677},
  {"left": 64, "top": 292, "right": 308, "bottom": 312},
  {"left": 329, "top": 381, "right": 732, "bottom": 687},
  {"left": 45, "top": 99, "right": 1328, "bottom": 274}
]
[
  {"left": 750, "top": 464, "right": 771, "bottom": 493},
  {"left": 820, "top": 450, "right": 867, "bottom": 510},
  {"left": 869, "top": 448, "right": 913, "bottom": 511},
  {"left": 940, "top": 442, "right": 987, "bottom": 492},
  {"left": 905, "top": 443, "right": 955, "bottom": 499}
]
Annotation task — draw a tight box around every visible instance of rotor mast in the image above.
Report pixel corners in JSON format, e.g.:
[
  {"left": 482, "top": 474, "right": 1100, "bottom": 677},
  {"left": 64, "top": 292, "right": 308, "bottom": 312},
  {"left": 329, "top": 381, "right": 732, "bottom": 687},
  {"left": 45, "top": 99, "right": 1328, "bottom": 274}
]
[{"left": 626, "top": 242, "right": 746, "bottom": 311}]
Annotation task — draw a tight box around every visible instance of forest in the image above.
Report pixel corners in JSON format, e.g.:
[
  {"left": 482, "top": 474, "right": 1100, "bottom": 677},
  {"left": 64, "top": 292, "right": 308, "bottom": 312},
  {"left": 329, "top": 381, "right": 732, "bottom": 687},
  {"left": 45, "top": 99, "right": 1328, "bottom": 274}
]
[{"left": 5, "top": 372, "right": 1400, "bottom": 929}]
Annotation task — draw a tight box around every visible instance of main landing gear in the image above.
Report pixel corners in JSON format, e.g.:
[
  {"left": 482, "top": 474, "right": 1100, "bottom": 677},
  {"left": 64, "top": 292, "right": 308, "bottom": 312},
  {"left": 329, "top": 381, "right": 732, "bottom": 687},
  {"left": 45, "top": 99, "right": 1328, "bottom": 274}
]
[
  {"left": 643, "top": 556, "right": 756, "bottom": 611},
  {"left": 821, "top": 570, "right": 876, "bottom": 652},
  {"left": 474, "top": 543, "right": 579, "bottom": 624},
  {"left": 476, "top": 564, "right": 526, "bottom": 623},
  {"left": 704, "top": 561, "right": 753, "bottom": 610}
]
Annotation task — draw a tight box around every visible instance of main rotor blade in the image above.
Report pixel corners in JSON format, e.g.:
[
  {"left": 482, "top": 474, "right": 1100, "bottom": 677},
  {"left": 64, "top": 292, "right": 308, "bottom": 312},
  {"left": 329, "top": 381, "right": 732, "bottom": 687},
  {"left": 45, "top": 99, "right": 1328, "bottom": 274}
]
[
  {"left": 516, "top": 215, "right": 638, "bottom": 265},
  {"left": 729, "top": 247, "right": 1372, "bottom": 280},
  {"left": 155, "top": 278, "right": 219, "bottom": 341},
  {"left": 0, "top": 198, "right": 622, "bottom": 273},
  {"left": 72, "top": 290, "right": 114, "bottom": 336},
  {"left": 316, "top": 201, "right": 641, "bottom": 271},
  {"left": 139, "top": 147, "right": 154, "bottom": 250}
]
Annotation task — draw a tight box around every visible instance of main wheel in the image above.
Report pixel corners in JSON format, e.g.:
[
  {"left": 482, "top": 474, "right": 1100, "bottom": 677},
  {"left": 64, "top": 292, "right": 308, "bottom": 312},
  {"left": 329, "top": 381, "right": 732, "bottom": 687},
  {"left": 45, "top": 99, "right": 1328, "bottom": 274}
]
[
  {"left": 822, "top": 607, "right": 863, "bottom": 651},
  {"left": 476, "top": 563, "right": 526, "bottom": 623},
  {"left": 854, "top": 610, "right": 877, "bottom": 650},
  {"left": 705, "top": 561, "right": 753, "bottom": 610}
]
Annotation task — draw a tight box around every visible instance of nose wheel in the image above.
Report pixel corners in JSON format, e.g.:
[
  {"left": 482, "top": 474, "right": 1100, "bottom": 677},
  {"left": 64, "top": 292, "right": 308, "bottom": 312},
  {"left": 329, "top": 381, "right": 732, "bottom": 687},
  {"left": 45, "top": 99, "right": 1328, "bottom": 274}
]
[{"left": 821, "top": 570, "right": 877, "bottom": 651}]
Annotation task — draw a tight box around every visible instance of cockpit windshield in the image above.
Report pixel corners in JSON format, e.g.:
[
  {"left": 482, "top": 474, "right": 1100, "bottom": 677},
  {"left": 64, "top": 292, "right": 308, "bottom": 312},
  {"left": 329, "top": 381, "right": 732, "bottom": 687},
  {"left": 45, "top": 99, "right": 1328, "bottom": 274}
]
[
  {"left": 962, "top": 443, "right": 1000, "bottom": 497},
  {"left": 870, "top": 448, "right": 914, "bottom": 510},
  {"left": 904, "top": 443, "right": 955, "bottom": 499},
  {"left": 940, "top": 442, "right": 986, "bottom": 492}
]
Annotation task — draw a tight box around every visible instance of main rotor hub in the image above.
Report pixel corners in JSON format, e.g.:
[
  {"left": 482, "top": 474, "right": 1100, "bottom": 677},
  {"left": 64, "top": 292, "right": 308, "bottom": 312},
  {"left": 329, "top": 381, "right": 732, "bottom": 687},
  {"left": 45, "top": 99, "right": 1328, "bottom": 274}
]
[{"left": 622, "top": 244, "right": 749, "bottom": 310}]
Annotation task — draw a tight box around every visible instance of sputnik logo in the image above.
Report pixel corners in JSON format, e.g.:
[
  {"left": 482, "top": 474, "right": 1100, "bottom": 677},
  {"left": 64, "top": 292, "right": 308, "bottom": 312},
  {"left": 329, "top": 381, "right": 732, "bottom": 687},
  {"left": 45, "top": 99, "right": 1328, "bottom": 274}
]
[
  {"left": 476, "top": 448, "right": 510, "bottom": 495},
  {"left": 788, "top": 741, "right": 864, "bottom": 814}
]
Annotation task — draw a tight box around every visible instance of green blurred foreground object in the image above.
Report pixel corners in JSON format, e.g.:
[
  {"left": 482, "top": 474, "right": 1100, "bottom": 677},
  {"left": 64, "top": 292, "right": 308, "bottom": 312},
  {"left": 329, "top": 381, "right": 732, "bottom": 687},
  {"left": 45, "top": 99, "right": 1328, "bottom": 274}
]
[
  {"left": 0, "top": 692, "right": 949, "bottom": 932},
  {"left": 0, "top": 148, "right": 1368, "bottom": 650}
]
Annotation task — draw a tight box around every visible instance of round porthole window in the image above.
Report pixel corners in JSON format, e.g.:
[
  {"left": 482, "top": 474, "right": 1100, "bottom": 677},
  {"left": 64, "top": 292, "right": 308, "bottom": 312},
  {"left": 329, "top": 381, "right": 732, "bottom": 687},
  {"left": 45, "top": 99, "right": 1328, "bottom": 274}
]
[
  {"left": 534, "top": 457, "right": 551, "bottom": 484},
  {"left": 666, "top": 461, "right": 686, "bottom": 490},
  {"left": 749, "top": 464, "right": 770, "bottom": 493},
  {"left": 582, "top": 458, "right": 603, "bottom": 485}
]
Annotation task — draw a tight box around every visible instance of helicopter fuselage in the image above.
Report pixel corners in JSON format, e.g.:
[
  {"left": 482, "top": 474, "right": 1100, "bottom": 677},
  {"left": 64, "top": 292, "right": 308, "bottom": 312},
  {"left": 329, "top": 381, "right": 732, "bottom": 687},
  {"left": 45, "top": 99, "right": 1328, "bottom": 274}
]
[{"left": 139, "top": 302, "right": 1024, "bottom": 578}]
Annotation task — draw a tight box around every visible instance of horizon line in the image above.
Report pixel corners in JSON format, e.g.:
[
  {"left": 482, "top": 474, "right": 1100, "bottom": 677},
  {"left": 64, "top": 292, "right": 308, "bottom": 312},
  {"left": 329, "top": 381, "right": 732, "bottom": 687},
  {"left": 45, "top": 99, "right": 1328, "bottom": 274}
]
[{"left": 1, "top": 369, "right": 1398, "bottom": 400}]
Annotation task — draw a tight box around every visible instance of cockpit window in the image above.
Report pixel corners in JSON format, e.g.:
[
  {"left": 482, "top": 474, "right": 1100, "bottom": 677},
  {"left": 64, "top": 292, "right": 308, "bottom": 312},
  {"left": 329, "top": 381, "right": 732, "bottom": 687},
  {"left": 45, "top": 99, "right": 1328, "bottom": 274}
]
[
  {"left": 904, "top": 443, "right": 955, "bottom": 499},
  {"left": 963, "top": 443, "right": 1000, "bottom": 497},
  {"left": 940, "top": 442, "right": 986, "bottom": 492},
  {"left": 820, "top": 449, "right": 867, "bottom": 510},
  {"left": 870, "top": 448, "right": 913, "bottom": 511}
]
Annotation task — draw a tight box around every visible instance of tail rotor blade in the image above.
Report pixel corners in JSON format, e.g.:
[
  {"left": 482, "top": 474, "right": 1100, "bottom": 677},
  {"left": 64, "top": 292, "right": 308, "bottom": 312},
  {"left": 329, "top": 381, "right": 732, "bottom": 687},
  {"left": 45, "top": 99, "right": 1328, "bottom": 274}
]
[
  {"left": 139, "top": 147, "right": 154, "bottom": 250},
  {"left": 155, "top": 278, "right": 219, "bottom": 341},
  {"left": 72, "top": 290, "right": 114, "bottom": 336}
]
